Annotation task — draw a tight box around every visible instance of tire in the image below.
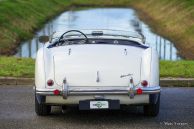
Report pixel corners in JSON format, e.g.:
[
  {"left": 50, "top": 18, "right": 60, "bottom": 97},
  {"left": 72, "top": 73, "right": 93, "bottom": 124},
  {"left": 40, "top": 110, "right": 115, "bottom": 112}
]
[
  {"left": 144, "top": 94, "right": 160, "bottom": 116},
  {"left": 35, "top": 95, "right": 51, "bottom": 116}
]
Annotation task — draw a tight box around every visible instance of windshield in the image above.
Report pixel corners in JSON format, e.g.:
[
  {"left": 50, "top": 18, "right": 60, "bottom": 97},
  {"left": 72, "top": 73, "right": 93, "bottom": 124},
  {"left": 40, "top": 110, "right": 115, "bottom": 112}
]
[
  {"left": 48, "top": 38, "right": 148, "bottom": 49},
  {"left": 52, "top": 29, "right": 143, "bottom": 39},
  {"left": 48, "top": 29, "right": 146, "bottom": 48}
]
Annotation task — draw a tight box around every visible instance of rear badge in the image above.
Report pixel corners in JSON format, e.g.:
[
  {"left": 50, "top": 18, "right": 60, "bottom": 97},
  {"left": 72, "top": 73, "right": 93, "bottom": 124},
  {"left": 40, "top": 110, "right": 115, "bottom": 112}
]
[{"left": 120, "top": 73, "right": 133, "bottom": 78}]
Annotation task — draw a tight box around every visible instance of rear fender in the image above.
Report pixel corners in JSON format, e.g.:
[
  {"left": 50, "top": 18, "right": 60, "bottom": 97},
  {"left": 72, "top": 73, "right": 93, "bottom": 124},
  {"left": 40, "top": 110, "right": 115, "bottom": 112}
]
[
  {"left": 150, "top": 49, "right": 159, "bottom": 86},
  {"left": 141, "top": 48, "right": 152, "bottom": 86},
  {"left": 44, "top": 48, "right": 62, "bottom": 89},
  {"left": 35, "top": 47, "right": 46, "bottom": 89},
  {"left": 141, "top": 48, "right": 159, "bottom": 86}
]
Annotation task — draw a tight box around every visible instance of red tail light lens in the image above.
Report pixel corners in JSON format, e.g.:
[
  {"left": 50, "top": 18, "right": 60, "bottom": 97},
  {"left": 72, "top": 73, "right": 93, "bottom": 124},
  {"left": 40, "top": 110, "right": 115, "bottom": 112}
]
[
  {"left": 53, "top": 89, "right": 60, "bottom": 95},
  {"left": 141, "top": 80, "right": 148, "bottom": 87},
  {"left": 47, "top": 79, "right": 54, "bottom": 86},
  {"left": 137, "top": 88, "right": 143, "bottom": 95}
]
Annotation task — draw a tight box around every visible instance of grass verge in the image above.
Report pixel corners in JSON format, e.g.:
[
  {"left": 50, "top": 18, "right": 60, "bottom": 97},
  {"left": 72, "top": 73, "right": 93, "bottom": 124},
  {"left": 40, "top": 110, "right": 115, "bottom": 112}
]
[
  {"left": 0, "top": 0, "right": 71, "bottom": 55},
  {"left": 160, "top": 60, "right": 194, "bottom": 78},
  {"left": 0, "top": 57, "right": 194, "bottom": 78},
  {"left": 0, "top": 57, "right": 34, "bottom": 78}
]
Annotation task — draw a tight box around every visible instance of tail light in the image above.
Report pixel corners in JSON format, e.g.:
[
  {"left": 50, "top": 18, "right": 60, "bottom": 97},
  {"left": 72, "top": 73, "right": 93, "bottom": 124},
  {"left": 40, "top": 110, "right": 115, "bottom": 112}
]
[
  {"left": 53, "top": 89, "right": 60, "bottom": 95},
  {"left": 47, "top": 79, "right": 54, "bottom": 86},
  {"left": 141, "top": 80, "right": 148, "bottom": 87},
  {"left": 137, "top": 88, "right": 143, "bottom": 95}
]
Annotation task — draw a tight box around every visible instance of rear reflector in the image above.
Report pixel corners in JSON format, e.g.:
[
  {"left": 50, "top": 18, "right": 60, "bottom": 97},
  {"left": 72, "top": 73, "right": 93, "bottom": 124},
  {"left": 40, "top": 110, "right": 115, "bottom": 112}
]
[
  {"left": 137, "top": 88, "right": 143, "bottom": 95},
  {"left": 53, "top": 89, "right": 60, "bottom": 95}
]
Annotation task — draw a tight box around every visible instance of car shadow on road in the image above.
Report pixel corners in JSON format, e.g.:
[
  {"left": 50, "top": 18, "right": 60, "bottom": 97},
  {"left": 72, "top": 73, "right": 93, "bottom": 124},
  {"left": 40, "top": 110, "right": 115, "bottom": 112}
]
[{"left": 40, "top": 106, "right": 159, "bottom": 125}]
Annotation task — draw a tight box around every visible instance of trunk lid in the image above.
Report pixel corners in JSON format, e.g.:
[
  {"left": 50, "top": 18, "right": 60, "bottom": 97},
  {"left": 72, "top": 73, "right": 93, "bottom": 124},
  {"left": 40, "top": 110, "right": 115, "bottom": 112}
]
[{"left": 53, "top": 44, "right": 144, "bottom": 86}]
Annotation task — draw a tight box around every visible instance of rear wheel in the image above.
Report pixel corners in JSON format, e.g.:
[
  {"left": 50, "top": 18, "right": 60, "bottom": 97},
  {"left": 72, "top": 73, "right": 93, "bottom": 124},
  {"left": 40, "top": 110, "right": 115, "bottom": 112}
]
[
  {"left": 144, "top": 94, "right": 160, "bottom": 116},
  {"left": 35, "top": 95, "right": 51, "bottom": 116}
]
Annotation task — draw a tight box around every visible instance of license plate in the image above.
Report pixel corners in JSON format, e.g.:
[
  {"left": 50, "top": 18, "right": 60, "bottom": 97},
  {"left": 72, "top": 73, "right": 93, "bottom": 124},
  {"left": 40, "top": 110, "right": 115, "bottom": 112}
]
[{"left": 90, "top": 101, "right": 109, "bottom": 109}]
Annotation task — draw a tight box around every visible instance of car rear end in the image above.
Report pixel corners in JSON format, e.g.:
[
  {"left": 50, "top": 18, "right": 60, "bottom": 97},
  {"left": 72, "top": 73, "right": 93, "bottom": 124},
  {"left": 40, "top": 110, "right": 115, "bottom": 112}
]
[{"left": 35, "top": 42, "right": 160, "bottom": 116}]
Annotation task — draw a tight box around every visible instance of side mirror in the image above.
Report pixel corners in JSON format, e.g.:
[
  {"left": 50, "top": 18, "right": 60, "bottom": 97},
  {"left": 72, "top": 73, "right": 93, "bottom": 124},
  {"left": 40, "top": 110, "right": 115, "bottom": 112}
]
[{"left": 39, "top": 36, "right": 49, "bottom": 43}]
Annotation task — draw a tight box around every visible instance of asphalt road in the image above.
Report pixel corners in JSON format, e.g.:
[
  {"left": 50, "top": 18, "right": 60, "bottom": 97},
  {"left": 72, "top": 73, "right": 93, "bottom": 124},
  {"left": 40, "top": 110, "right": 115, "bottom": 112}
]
[{"left": 0, "top": 86, "right": 194, "bottom": 129}]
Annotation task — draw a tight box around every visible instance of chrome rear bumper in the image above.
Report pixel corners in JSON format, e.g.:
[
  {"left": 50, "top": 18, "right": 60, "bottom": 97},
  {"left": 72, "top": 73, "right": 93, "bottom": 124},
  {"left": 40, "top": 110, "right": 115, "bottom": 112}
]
[{"left": 36, "top": 86, "right": 161, "bottom": 98}]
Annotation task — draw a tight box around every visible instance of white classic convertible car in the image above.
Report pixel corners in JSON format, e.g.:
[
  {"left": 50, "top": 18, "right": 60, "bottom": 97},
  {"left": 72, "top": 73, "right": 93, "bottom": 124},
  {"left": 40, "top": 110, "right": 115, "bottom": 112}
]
[{"left": 35, "top": 29, "right": 160, "bottom": 116}]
